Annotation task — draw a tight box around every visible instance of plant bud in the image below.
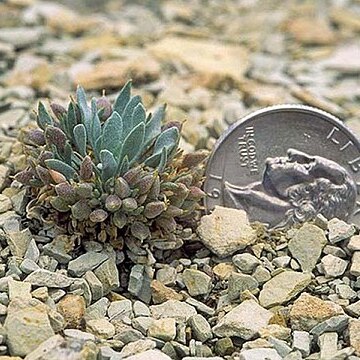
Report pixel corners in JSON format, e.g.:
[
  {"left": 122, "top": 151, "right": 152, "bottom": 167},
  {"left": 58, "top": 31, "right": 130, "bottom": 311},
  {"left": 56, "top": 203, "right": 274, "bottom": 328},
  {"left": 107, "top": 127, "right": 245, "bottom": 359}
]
[
  {"left": 144, "top": 201, "right": 166, "bottom": 219},
  {"left": 48, "top": 169, "right": 67, "bottom": 184},
  {"left": 14, "top": 170, "right": 34, "bottom": 185},
  {"left": 161, "top": 121, "right": 183, "bottom": 132},
  {"left": 35, "top": 165, "right": 51, "bottom": 185},
  {"left": 176, "top": 174, "right": 193, "bottom": 187},
  {"left": 187, "top": 186, "right": 206, "bottom": 200},
  {"left": 147, "top": 174, "right": 160, "bottom": 200},
  {"left": 96, "top": 96, "right": 112, "bottom": 121},
  {"left": 131, "top": 221, "right": 150, "bottom": 241},
  {"left": 113, "top": 211, "right": 127, "bottom": 229},
  {"left": 80, "top": 156, "right": 93, "bottom": 181},
  {"left": 105, "top": 195, "right": 122, "bottom": 212},
  {"left": 75, "top": 183, "right": 93, "bottom": 198},
  {"left": 180, "top": 150, "right": 208, "bottom": 169},
  {"left": 123, "top": 166, "right": 143, "bottom": 186},
  {"left": 156, "top": 216, "right": 177, "bottom": 233},
  {"left": 136, "top": 174, "right": 154, "bottom": 195},
  {"left": 55, "top": 182, "right": 77, "bottom": 204},
  {"left": 50, "top": 102, "right": 67, "bottom": 120},
  {"left": 45, "top": 126, "right": 67, "bottom": 152},
  {"left": 89, "top": 209, "right": 108, "bottom": 223},
  {"left": 27, "top": 129, "right": 45, "bottom": 146},
  {"left": 114, "top": 177, "right": 131, "bottom": 199},
  {"left": 163, "top": 205, "right": 183, "bottom": 217},
  {"left": 38, "top": 151, "right": 53, "bottom": 166},
  {"left": 50, "top": 196, "right": 69, "bottom": 212},
  {"left": 71, "top": 200, "right": 91, "bottom": 221},
  {"left": 122, "top": 197, "right": 137, "bottom": 212}
]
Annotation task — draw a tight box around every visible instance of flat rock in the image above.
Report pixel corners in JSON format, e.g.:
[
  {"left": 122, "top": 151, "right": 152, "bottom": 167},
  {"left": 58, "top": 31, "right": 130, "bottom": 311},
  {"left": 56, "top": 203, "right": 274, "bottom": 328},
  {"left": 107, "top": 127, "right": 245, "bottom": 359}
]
[
  {"left": 182, "top": 269, "right": 212, "bottom": 297},
  {"left": 349, "top": 319, "right": 360, "bottom": 356},
  {"left": 288, "top": 223, "right": 327, "bottom": 272},
  {"left": 213, "top": 300, "right": 272, "bottom": 340},
  {"left": 68, "top": 251, "right": 108, "bottom": 277},
  {"left": 228, "top": 272, "right": 258, "bottom": 301},
  {"left": 310, "top": 315, "right": 349, "bottom": 337},
  {"left": 327, "top": 218, "right": 355, "bottom": 243},
  {"left": 232, "top": 253, "right": 260, "bottom": 274},
  {"left": 126, "top": 349, "right": 171, "bottom": 360},
  {"left": 350, "top": 252, "right": 360, "bottom": 276},
  {"left": 197, "top": 206, "right": 257, "bottom": 258},
  {"left": 259, "top": 271, "right": 311, "bottom": 308},
  {"left": 93, "top": 258, "right": 119, "bottom": 295},
  {"left": 150, "top": 300, "right": 197, "bottom": 322},
  {"left": 6, "top": 228, "right": 32, "bottom": 258},
  {"left": 4, "top": 298, "right": 55, "bottom": 357},
  {"left": 321, "top": 254, "right": 348, "bottom": 277},
  {"left": 239, "top": 348, "right": 282, "bottom": 360},
  {"left": 290, "top": 293, "right": 344, "bottom": 331},
  {"left": 24, "top": 269, "right": 73, "bottom": 288},
  {"left": 86, "top": 318, "right": 115, "bottom": 339},
  {"left": 148, "top": 318, "right": 176, "bottom": 341}
]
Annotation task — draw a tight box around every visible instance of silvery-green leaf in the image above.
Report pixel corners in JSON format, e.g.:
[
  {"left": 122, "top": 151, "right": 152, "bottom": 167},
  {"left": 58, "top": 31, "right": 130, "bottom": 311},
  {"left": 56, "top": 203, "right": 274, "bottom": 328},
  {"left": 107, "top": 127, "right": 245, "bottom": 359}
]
[
  {"left": 121, "top": 122, "right": 145, "bottom": 165},
  {"left": 154, "top": 127, "right": 179, "bottom": 155},
  {"left": 73, "top": 124, "right": 87, "bottom": 157},
  {"left": 122, "top": 95, "right": 141, "bottom": 137},
  {"left": 76, "top": 85, "right": 91, "bottom": 133},
  {"left": 132, "top": 103, "right": 146, "bottom": 128},
  {"left": 63, "top": 142, "right": 73, "bottom": 166},
  {"left": 94, "top": 136, "right": 102, "bottom": 162},
  {"left": 37, "top": 102, "right": 53, "bottom": 130},
  {"left": 144, "top": 104, "right": 165, "bottom": 149},
  {"left": 45, "top": 159, "right": 77, "bottom": 180},
  {"left": 90, "top": 98, "right": 101, "bottom": 147},
  {"left": 66, "top": 102, "right": 77, "bottom": 139},
  {"left": 100, "top": 149, "right": 117, "bottom": 182},
  {"left": 157, "top": 147, "right": 167, "bottom": 172},
  {"left": 119, "top": 155, "right": 129, "bottom": 175},
  {"left": 101, "top": 111, "right": 123, "bottom": 158},
  {"left": 144, "top": 151, "right": 162, "bottom": 168},
  {"left": 114, "top": 80, "right": 132, "bottom": 115}
]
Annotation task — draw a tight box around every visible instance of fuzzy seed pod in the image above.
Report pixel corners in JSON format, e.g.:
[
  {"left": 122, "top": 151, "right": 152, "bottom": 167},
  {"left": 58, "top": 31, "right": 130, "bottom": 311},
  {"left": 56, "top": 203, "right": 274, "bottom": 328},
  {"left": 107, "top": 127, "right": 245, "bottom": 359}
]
[
  {"left": 156, "top": 216, "right": 177, "bottom": 233},
  {"left": 27, "top": 129, "right": 46, "bottom": 146},
  {"left": 163, "top": 205, "right": 183, "bottom": 218},
  {"left": 113, "top": 211, "right": 127, "bottom": 229},
  {"left": 55, "top": 182, "right": 77, "bottom": 204},
  {"left": 80, "top": 156, "right": 93, "bottom": 181},
  {"left": 75, "top": 183, "right": 93, "bottom": 198},
  {"left": 45, "top": 126, "right": 67, "bottom": 152},
  {"left": 136, "top": 174, "right": 154, "bottom": 195},
  {"left": 96, "top": 96, "right": 112, "bottom": 121},
  {"left": 48, "top": 169, "right": 67, "bottom": 184},
  {"left": 114, "top": 177, "right": 131, "bottom": 199},
  {"left": 38, "top": 151, "right": 53, "bottom": 166},
  {"left": 71, "top": 200, "right": 91, "bottom": 221},
  {"left": 35, "top": 165, "right": 52, "bottom": 185},
  {"left": 50, "top": 196, "right": 69, "bottom": 212},
  {"left": 176, "top": 174, "right": 193, "bottom": 187},
  {"left": 131, "top": 221, "right": 150, "bottom": 241},
  {"left": 146, "top": 174, "right": 160, "bottom": 200},
  {"left": 105, "top": 195, "right": 122, "bottom": 212},
  {"left": 122, "top": 197, "right": 137, "bottom": 212},
  {"left": 89, "top": 209, "right": 108, "bottom": 223},
  {"left": 123, "top": 166, "right": 143, "bottom": 186},
  {"left": 187, "top": 186, "right": 206, "bottom": 201},
  {"left": 144, "top": 201, "right": 166, "bottom": 219},
  {"left": 50, "top": 102, "right": 67, "bottom": 120},
  {"left": 14, "top": 169, "right": 34, "bottom": 185},
  {"left": 180, "top": 150, "right": 208, "bottom": 169}
]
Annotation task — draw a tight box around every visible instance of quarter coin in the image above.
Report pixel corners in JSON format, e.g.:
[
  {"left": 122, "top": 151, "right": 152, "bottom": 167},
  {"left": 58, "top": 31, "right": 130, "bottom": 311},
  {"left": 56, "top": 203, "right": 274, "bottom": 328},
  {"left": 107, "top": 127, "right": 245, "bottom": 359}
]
[{"left": 204, "top": 105, "right": 360, "bottom": 228}]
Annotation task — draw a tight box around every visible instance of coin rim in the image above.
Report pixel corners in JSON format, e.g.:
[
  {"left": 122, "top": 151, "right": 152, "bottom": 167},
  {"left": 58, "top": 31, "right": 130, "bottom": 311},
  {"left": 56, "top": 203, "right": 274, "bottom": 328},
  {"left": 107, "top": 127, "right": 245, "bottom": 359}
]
[{"left": 204, "top": 104, "right": 360, "bottom": 212}]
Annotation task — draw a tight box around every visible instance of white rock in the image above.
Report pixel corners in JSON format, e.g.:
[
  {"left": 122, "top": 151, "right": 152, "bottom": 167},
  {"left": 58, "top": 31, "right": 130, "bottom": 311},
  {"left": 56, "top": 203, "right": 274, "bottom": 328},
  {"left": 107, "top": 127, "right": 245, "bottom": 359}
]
[
  {"left": 126, "top": 349, "right": 172, "bottom": 360},
  {"left": 239, "top": 348, "right": 282, "bottom": 360},
  {"left": 350, "top": 252, "right": 360, "bottom": 277},
  {"left": 321, "top": 254, "right": 348, "bottom": 277}
]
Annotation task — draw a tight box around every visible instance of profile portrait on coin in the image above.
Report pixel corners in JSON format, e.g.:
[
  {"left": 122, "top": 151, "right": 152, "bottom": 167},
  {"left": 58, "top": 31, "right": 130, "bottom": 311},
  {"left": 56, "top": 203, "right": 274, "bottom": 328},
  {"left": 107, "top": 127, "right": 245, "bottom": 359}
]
[{"left": 224, "top": 148, "right": 357, "bottom": 228}]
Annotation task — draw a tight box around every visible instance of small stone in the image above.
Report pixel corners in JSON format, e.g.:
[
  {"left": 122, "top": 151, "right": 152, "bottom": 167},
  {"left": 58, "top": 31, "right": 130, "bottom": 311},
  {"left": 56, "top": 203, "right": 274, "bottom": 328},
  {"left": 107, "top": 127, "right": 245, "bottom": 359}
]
[
  {"left": 68, "top": 251, "right": 108, "bottom": 277},
  {"left": 182, "top": 269, "right": 212, "bottom": 297},
  {"left": 133, "top": 301, "right": 150, "bottom": 317},
  {"left": 57, "top": 294, "right": 85, "bottom": 329},
  {"left": 252, "top": 266, "right": 271, "bottom": 284},
  {"left": 239, "top": 348, "right": 282, "bottom": 360},
  {"left": 268, "top": 337, "right": 292, "bottom": 358},
  {"left": 6, "top": 228, "right": 32, "bottom": 258},
  {"left": 348, "top": 235, "right": 360, "bottom": 251},
  {"left": 346, "top": 300, "right": 360, "bottom": 317},
  {"left": 5, "top": 298, "right": 55, "bottom": 356},
  {"left": 288, "top": 223, "right": 327, "bottom": 272},
  {"left": 64, "top": 329, "right": 96, "bottom": 342},
  {"left": 232, "top": 253, "right": 260, "bottom": 274},
  {"left": 156, "top": 266, "right": 177, "bottom": 286},
  {"left": 197, "top": 206, "right": 256, "bottom": 258},
  {"left": 108, "top": 299, "right": 133, "bottom": 321},
  {"left": 188, "top": 314, "right": 212, "bottom": 342},
  {"left": 349, "top": 319, "right": 360, "bottom": 356},
  {"left": 151, "top": 280, "right": 183, "bottom": 304},
  {"left": 31, "top": 287, "right": 48, "bottom": 302},
  {"left": 8, "top": 279, "right": 31, "bottom": 300},
  {"left": 292, "top": 331, "right": 311, "bottom": 357},
  {"left": 318, "top": 332, "right": 338, "bottom": 359},
  {"left": 259, "top": 271, "right": 311, "bottom": 308},
  {"left": 132, "top": 316, "right": 154, "bottom": 335},
  {"left": 290, "top": 293, "right": 344, "bottom": 331},
  {"left": 350, "top": 252, "right": 360, "bottom": 277},
  {"left": 120, "top": 339, "right": 156, "bottom": 358},
  {"left": 24, "top": 269, "right": 73, "bottom": 288},
  {"left": 259, "top": 324, "right": 291, "bottom": 341},
  {"left": 83, "top": 270, "right": 103, "bottom": 301},
  {"left": 84, "top": 297, "right": 110, "bottom": 321},
  {"left": 213, "top": 300, "right": 272, "bottom": 339},
  {"left": 228, "top": 272, "right": 258, "bottom": 300},
  {"left": 214, "top": 337, "right": 234, "bottom": 356},
  {"left": 86, "top": 318, "right": 115, "bottom": 339},
  {"left": 310, "top": 315, "right": 349, "bottom": 337},
  {"left": 185, "top": 297, "right": 215, "bottom": 316},
  {"left": 125, "top": 349, "right": 171, "bottom": 360},
  {"left": 336, "top": 283, "right": 357, "bottom": 300},
  {"left": 148, "top": 318, "right": 176, "bottom": 341},
  {"left": 93, "top": 258, "right": 119, "bottom": 295},
  {"left": 213, "top": 263, "right": 235, "bottom": 280},
  {"left": 128, "top": 265, "right": 152, "bottom": 303},
  {"left": 113, "top": 323, "right": 143, "bottom": 344},
  {"left": 321, "top": 254, "right": 348, "bottom": 277},
  {"left": 272, "top": 256, "right": 291, "bottom": 269},
  {"left": 24, "top": 239, "right": 40, "bottom": 263},
  {"left": 0, "top": 194, "right": 12, "bottom": 213},
  {"left": 328, "top": 218, "right": 355, "bottom": 243},
  {"left": 150, "top": 300, "right": 197, "bottom": 322}
]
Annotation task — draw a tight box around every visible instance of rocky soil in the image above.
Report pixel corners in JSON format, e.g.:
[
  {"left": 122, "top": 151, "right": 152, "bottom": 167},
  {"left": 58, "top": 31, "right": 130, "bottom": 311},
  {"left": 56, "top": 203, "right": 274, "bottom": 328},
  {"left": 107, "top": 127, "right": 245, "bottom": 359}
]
[{"left": 0, "top": 0, "right": 359, "bottom": 359}]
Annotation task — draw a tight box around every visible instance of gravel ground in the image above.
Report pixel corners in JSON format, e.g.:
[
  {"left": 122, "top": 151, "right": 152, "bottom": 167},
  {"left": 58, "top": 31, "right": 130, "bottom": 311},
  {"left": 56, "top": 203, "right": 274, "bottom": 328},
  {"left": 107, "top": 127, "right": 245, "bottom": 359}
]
[{"left": 0, "top": 0, "right": 359, "bottom": 359}]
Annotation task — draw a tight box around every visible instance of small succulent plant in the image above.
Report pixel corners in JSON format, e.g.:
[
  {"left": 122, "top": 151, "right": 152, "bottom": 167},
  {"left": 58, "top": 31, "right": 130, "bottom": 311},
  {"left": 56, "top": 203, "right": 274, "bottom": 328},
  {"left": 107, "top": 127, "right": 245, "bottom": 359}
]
[{"left": 16, "top": 81, "right": 207, "bottom": 252}]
